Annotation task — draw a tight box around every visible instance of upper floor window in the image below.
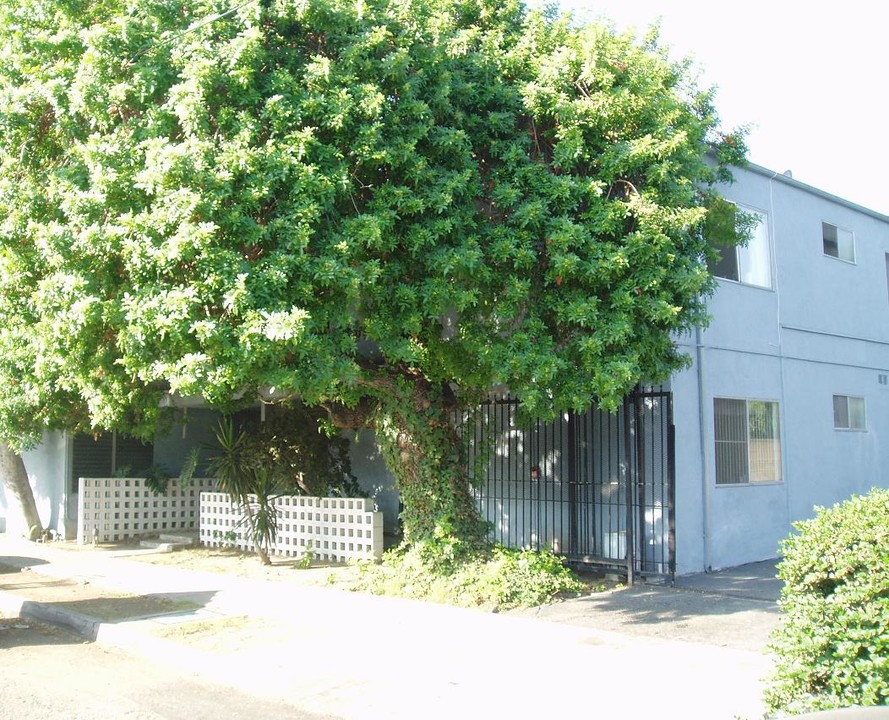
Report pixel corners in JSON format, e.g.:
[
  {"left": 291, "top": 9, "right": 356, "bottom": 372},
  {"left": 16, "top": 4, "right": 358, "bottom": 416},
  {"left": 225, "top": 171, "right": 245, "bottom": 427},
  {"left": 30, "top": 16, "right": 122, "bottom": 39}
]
[
  {"left": 714, "top": 398, "right": 782, "bottom": 485},
  {"left": 833, "top": 394, "right": 866, "bottom": 430},
  {"left": 822, "top": 221, "right": 855, "bottom": 263},
  {"left": 708, "top": 205, "right": 772, "bottom": 289}
]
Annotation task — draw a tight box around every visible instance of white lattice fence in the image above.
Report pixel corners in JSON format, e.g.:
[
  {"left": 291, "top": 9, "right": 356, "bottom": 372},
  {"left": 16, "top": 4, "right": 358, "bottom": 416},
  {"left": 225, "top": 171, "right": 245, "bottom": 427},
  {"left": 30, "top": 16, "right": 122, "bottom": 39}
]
[
  {"left": 77, "top": 477, "right": 217, "bottom": 544},
  {"left": 199, "top": 493, "right": 383, "bottom": 563}
]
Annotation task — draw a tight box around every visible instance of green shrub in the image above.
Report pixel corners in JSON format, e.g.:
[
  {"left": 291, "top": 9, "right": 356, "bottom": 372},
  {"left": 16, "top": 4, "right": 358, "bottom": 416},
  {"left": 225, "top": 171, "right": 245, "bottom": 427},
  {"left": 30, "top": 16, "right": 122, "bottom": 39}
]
[
  {"left": 354, "top": 544, "right": 585, "bottom": 610},
  {"left": 766, "top": 488, "right": 889, "bottom": 714},
  {"left": 142, "top": 464, "right": 172, "bottom": 495}
]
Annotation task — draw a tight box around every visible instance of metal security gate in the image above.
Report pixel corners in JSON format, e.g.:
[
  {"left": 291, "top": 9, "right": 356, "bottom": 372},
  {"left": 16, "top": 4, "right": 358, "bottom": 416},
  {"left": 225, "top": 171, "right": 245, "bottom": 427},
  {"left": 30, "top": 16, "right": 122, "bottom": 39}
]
[
  {"left": 462, "top": 388, "right": 674, "bottom": 580},
  {"left": 625, "top": 389, "right": 675, "bottom": 581}
]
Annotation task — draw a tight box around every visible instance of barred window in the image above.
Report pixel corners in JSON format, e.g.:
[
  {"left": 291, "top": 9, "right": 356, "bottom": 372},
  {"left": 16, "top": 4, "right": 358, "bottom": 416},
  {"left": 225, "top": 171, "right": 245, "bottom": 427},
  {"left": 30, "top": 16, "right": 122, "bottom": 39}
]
[
  {"left": 71, "top": 432, "right": 154, "bottom": 492},
  {"left": 714, "top": 398, "right": 782, "bottom": 485}
]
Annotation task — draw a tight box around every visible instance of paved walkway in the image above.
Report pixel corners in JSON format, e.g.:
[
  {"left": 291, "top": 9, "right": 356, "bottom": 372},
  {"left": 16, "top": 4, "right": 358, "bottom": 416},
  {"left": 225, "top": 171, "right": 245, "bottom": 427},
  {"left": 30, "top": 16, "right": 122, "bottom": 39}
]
[
  {"left": 512, "top": 559, "right": 783, "bottom": 653},
  {"left": 0, "top": 534, "right": 781, "bottom": 720}
]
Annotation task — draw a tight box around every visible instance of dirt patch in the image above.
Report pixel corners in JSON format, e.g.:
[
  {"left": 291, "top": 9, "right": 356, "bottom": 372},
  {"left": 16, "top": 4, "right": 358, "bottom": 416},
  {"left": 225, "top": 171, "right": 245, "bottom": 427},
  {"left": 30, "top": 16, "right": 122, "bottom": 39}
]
[
  {"left": 151, "top": 614, "right": 284, "bottom": 652},
  {"left": 131, "top": 546, "right": 361, "bottom": 587},
  {"left": 0, "top": 563, "right": 197, "bottom": 622}
]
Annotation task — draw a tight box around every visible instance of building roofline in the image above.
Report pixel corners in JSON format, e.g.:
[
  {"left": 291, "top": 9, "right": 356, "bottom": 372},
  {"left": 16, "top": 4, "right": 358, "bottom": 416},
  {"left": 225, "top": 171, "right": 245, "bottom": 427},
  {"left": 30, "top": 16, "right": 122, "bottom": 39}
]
[{"left": 742, "top": 161, "right": 889, "bottom": 224}]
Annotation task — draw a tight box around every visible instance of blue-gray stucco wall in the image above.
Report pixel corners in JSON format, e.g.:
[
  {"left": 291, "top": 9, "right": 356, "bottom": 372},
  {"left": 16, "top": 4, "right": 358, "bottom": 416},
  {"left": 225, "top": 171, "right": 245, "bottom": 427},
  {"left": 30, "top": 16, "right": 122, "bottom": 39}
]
[{"left": 672, "top": 163, "right": 889, "bottom": 573}]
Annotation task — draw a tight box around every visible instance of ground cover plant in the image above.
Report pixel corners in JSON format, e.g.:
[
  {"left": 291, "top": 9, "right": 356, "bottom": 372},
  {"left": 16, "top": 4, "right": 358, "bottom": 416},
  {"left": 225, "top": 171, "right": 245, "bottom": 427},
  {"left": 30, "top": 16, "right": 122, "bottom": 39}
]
[{"left": 353, "top": 543, "right": 586, "bottom": 610}]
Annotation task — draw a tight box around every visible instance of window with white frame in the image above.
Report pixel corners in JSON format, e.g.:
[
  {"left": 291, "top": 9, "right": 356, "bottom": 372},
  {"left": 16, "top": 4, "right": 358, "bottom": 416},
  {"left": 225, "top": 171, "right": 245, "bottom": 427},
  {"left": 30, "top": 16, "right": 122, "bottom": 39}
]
[
  {"left": 714, "top": 398, "right": 782, "bottom": 485},
  {"left": 822, "top": 222, "right": 855, "bottom": 262},
  {"left": 708, "top": 205, "right": 772, "bottom": 289},
  {"left": 833, "top": 394, "right": 866, "bottom": 430}
]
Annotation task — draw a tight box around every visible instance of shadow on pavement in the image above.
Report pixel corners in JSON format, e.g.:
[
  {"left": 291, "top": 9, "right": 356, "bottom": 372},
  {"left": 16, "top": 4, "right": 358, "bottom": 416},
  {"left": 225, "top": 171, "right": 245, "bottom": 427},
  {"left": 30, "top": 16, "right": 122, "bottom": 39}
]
[
  {"left": 0, "top": 618, "right": 87, "bottom": 650},
  {"left": 570, "top": 583, "right": 779, "bottom": 628},
  {"left": 0, "top": 557, "right": 49, "bottom": 572},
  {"left": 556, "top": 560, "right": 781, "bottom": 629},
  {"left": 517, "top": 560, "right": 784, "bottom": 652},
  {"left": 671, "top": 559, "right": 784, "bottom": 603},
  {"left": 22, "top": 589, "right": 218, "bottom": 626}
]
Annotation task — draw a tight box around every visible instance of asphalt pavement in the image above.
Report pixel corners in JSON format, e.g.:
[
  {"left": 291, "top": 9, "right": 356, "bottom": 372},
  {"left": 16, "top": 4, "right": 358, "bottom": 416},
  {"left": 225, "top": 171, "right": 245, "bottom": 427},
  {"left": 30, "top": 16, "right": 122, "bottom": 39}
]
[{"left": 0, "top": 533, "right": 782, "bottom": 720}]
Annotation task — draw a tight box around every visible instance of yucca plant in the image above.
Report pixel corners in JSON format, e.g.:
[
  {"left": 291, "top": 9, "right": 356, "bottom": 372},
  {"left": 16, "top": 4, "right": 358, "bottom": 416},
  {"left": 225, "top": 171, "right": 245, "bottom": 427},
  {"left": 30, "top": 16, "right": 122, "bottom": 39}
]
[{"left": 207, "top": 419, "right": 283, "bottom": 565}]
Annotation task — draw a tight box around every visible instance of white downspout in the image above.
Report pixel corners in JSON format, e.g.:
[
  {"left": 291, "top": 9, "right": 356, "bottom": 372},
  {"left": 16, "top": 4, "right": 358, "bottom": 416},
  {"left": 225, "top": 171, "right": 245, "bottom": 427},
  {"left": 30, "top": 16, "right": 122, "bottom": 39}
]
[
  {"left": 63, "top": 431, "right": 75, "bottom": 539},
  {"left": 696, "top": 326, "right": 713, "bottom": 572},
  {"left": 768, "top": 175, "right": 792, "bottom": 538}
]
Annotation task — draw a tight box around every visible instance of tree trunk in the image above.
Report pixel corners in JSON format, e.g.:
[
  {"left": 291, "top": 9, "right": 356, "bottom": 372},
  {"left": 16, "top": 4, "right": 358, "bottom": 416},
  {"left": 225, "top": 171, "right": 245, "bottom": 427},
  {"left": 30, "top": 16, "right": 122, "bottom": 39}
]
[
  {"left": 0, "top": 442, "right": 43, "bottom": 539},
  {"left": 374, "top": 376, "right": 488, "bottom": 562}
]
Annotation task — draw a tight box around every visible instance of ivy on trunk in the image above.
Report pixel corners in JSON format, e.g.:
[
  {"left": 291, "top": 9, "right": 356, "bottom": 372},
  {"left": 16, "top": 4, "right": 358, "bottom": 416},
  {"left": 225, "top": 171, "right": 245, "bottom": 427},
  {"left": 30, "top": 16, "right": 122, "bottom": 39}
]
[{"left": 373, "top": 375, "right": 488, "bottom": 560}]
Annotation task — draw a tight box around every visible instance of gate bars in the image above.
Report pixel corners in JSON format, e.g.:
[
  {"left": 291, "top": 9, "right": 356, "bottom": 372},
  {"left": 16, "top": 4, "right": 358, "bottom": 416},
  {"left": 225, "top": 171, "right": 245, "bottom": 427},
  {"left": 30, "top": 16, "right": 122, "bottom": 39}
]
[{"left": 459, "top": 387, "right": 675, "bottom": 580}]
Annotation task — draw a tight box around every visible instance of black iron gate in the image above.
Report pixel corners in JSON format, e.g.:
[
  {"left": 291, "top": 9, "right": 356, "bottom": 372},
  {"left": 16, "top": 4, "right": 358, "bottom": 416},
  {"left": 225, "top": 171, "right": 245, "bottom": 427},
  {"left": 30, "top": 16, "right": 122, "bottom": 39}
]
[{"left": 462, "top": 388, "right": 675, "bottom": 579}]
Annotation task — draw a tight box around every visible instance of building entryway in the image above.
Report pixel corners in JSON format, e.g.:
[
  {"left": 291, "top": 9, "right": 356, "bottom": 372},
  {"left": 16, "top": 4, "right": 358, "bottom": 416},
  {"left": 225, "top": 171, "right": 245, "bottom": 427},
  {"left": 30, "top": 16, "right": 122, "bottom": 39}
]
[{"left": 465, "top": 388, "right": 675, "bottom": 580}]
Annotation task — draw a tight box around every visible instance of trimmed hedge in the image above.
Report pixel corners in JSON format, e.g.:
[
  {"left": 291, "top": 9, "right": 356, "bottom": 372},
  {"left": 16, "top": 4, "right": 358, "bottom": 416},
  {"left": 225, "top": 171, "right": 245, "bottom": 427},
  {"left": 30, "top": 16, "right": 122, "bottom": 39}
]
[{"left": 766, "top": 488, "right": 889, "bottom": 714}]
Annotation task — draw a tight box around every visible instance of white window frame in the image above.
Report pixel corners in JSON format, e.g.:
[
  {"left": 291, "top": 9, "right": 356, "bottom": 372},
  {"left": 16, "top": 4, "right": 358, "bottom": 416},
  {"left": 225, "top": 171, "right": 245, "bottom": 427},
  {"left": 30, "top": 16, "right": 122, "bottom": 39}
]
[
  {"left": 713, "top": 397, "right": 783, "bottom": 486},
  {"left": 833, "top": 394, "right": 866, "bottom": 431},
  {"left": 708, "top": 204, "right": 773, "bottom": 289},
  {"left": 822, "top": 221, "right": 855, "bottom": 263}
]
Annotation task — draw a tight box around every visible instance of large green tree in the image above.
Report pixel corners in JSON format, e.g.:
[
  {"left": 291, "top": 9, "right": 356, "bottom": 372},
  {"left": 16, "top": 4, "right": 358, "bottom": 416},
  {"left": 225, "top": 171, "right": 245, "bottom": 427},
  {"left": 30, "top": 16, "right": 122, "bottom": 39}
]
[{"left": 0, "top": 0, "right": 744, "bottom": 553}]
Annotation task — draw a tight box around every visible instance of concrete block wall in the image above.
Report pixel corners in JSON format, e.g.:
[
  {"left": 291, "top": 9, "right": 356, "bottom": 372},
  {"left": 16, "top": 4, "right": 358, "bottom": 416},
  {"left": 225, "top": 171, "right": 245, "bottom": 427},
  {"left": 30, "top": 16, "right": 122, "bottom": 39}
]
[
  {"left": 77, "top": 477, "right": 217, "bottom": 544},
  {"left": 200, "top": 493, "right": 384, "bottom": 563}
]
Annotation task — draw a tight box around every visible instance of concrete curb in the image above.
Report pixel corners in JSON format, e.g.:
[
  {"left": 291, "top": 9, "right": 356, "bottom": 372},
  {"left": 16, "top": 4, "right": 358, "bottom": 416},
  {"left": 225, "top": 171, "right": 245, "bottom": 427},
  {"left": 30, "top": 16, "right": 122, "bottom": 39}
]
[{"left": 0, "top": 589, "right": 102, "bottom": 640}]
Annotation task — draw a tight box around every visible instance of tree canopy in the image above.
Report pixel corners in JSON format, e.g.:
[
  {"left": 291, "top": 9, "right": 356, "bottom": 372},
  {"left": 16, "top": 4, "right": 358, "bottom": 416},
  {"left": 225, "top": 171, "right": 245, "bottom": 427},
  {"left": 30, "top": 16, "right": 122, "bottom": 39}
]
[{"left": 0, "top": 0, "right": 745, "bottom": 549}]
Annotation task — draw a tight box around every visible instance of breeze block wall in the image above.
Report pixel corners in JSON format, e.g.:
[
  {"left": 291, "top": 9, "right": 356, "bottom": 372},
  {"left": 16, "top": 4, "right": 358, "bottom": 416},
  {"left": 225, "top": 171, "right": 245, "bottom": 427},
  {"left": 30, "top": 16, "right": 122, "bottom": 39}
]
[
  {"left": 199, "top": 493, "right": 384, "bottom": 563},
  {"left": 77, "top": 477, "right": 217, "bottom": 544}
]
